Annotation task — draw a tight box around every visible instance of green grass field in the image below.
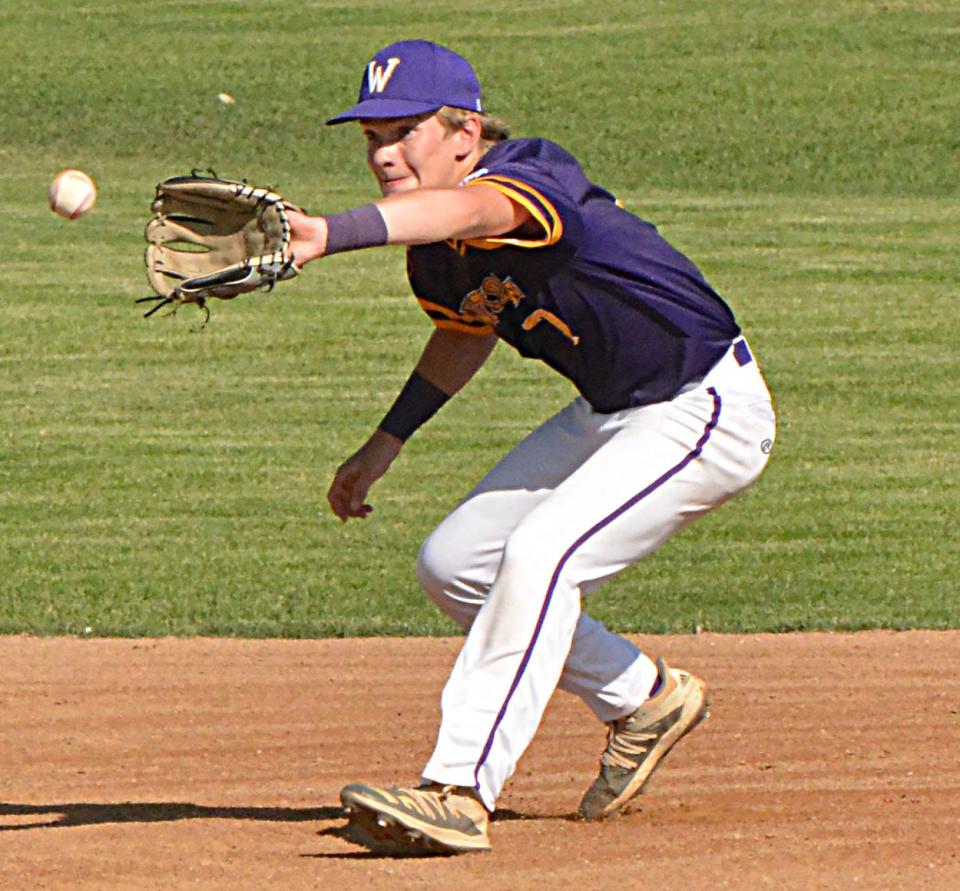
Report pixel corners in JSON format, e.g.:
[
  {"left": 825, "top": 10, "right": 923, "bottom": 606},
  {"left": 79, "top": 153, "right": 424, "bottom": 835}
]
[{"left": 1, "top": 0, "right": 957, "bottom": 636}]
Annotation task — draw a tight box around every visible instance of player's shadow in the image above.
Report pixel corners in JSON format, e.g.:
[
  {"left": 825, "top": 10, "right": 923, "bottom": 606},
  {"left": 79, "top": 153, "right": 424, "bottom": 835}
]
[
  {"left": 2, "top": 801, "right": 574, "bottom": 861},
  {"left": 0, "top": 801, "right": 342, "bottom": 831}
]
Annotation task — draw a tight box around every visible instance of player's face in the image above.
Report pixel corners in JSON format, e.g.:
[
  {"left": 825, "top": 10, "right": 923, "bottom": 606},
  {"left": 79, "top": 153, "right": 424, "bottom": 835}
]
[{"left": 362, "top": 114, "right": 466, "bottom": 196}]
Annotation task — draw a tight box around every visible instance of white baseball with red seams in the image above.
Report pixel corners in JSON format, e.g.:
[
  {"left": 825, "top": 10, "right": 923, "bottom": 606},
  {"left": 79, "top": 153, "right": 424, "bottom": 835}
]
[{"left": 49, "top": 169, "right": 97, "bottom": 219}]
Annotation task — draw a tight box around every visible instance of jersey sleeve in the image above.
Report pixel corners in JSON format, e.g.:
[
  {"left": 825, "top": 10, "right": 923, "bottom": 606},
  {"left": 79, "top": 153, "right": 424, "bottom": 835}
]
[
  {"left": 453, "top": 139, "right": 588, "bottom": 252},
  {"left": 406, "top": 140, "right": 609, "bottom": 337}
]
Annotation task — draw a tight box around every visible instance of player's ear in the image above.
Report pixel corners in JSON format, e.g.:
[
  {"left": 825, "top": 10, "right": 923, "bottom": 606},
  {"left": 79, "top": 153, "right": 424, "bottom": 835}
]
[{"left": 452, "top": 113, "right": 483, "bottom": 160}]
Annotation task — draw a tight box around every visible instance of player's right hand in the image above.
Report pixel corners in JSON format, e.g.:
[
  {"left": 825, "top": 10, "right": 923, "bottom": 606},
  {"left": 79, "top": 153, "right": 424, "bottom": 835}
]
[
  {"left": 327, "top": 430, "right": 403, "bottom": 522},
  {"left": 286, "top": 208, "right": 329, "bottom": 268}
]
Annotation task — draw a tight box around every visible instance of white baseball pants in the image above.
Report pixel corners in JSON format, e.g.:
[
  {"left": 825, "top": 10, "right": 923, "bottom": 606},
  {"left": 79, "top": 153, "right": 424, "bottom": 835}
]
[{"left": 417, "top": 339, "right": 776, "bottom": 810}]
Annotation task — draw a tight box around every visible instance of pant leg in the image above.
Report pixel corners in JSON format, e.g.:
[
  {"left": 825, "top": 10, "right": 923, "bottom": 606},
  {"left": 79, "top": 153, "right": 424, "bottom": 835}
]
[
  {"left": 416, "top": 399, "right": 657, "bottom": 720},
  {"left": 422, "top": 342, "right": 776, "bottom": 809}
]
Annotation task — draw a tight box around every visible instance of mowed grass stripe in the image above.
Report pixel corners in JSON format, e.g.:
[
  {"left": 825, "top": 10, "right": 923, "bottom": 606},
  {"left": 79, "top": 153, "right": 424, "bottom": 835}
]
[{"left": 0, "top": 1, "right": 956, "bottom": 635}]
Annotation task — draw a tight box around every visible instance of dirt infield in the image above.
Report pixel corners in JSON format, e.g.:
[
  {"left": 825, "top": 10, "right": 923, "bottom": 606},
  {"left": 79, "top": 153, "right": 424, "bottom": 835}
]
[{"left": 2, "top": 631, "right": 958, "bottom": 890}]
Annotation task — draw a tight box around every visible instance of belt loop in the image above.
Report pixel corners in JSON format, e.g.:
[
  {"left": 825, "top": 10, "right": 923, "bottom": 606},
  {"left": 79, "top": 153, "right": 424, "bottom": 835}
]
[{"left": 733, "top": 338, "right": 753, "bottom": 367}]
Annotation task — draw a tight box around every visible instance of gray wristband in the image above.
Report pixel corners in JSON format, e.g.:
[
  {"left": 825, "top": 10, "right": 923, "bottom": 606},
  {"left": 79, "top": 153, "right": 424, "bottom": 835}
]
[{"left": 323, "top": 204, "right": 389, "bottom": 255}]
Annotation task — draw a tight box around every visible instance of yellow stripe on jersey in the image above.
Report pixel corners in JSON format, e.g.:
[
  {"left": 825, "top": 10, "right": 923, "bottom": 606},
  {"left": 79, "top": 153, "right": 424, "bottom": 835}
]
[
  {"left": 456, "top": 176, "right": 564, "bottom": 250},
  {"left": 415, "top": 297, "right": 462, "bottom": 321},
  {"left": 433, "top": 318, "right": 496, "bottom": 335},
  {"left": 415, "top": 297, "right": 495, "bottom": 335}
]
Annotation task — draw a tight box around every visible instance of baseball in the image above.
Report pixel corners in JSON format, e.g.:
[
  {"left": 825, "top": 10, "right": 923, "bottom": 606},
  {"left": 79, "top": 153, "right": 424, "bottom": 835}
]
[{"left": 49, "top": 168, "right": 97, "bottom": 219}]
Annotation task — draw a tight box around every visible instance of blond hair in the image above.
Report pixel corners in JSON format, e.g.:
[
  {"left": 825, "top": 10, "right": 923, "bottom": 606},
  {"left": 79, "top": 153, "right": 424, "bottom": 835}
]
[{"left": 436, "top": 106, "right": 510, "bottom": 153}]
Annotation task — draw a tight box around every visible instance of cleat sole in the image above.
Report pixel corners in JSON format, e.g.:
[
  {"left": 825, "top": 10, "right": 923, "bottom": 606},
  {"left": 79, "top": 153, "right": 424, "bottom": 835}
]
[{"left": 339, "top": 785, "right": 491, "bottom": 855}]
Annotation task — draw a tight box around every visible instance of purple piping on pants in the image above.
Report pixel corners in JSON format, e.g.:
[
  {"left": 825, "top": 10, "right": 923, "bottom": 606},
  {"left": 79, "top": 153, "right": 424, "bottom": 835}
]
[{"left": 473, "top": 388, "right": 723, "bottom": 786}]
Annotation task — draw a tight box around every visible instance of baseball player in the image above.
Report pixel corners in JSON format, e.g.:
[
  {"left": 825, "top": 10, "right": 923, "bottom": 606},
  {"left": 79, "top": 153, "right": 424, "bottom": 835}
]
[{"left": 287, "top": 39, "right": 776, "bottom": 855}]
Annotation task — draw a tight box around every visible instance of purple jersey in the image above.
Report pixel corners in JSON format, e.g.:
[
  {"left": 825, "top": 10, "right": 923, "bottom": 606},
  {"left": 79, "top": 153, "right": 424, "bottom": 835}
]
[{"left": 407, "top": 138, "right": 741, "bottom": 412}]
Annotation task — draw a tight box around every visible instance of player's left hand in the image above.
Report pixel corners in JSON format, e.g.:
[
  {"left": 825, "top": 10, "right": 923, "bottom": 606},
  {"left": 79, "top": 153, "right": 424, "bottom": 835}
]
[{"left": 140, "top": 173, "right": 299, "bottom": 322}]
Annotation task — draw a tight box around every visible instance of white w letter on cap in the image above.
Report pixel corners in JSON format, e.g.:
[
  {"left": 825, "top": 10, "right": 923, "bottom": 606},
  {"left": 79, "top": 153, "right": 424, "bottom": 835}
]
[{"left": 367, "top": 57, "right": 401, "bottom": 94}]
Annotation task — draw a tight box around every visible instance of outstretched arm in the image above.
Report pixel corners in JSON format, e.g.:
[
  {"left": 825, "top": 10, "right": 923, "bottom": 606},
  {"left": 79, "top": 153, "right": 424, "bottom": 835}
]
[
  {"left": 327, "top": 328, "right": 498, "bottom": 521},
  {"left": 288, "top": 184, "right": 530, "bottom": 266}
]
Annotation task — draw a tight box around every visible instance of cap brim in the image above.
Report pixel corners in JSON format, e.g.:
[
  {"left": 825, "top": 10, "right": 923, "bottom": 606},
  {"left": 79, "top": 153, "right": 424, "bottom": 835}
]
[{"left": 325, "top": 97, "right": 444, "bottom": 125}]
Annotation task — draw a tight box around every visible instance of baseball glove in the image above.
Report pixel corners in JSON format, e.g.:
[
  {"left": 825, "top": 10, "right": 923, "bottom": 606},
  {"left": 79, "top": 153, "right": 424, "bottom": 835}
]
[{"left": 140, "top": 171, "right": 300, "bottom": 323}]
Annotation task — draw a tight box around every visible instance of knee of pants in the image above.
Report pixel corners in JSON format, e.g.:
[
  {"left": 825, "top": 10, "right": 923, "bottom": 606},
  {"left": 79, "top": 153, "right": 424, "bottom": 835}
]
[
  {"left": 498, "top": 520, "right": 578, "bottom": 600},
  {"left": 415, "top": 525, "right": 488, "bottom": 628}
]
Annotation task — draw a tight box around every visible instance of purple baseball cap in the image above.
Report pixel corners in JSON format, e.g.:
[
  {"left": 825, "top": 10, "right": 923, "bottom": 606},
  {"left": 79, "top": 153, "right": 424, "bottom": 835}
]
[{"left": 326, "top": 40, "right": 483, "bottom": 125}]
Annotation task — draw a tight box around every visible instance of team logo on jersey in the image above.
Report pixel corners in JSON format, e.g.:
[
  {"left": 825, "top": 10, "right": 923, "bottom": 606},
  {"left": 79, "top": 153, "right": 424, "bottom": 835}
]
[
  {"left": 460, "top": 274, "right": 525, "bottom": 325},
  {"left": 367, "top": 57, "right": 401, "bottom": 93}
]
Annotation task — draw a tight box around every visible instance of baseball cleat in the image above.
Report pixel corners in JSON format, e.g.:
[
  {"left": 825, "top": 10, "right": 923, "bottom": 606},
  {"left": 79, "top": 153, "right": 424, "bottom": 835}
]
[
  {"left": 340, "top": 782, "right": 491, "bottom": 855},
  {"left": 578, "top": 657, "right": 709, "bottom": 821}
]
